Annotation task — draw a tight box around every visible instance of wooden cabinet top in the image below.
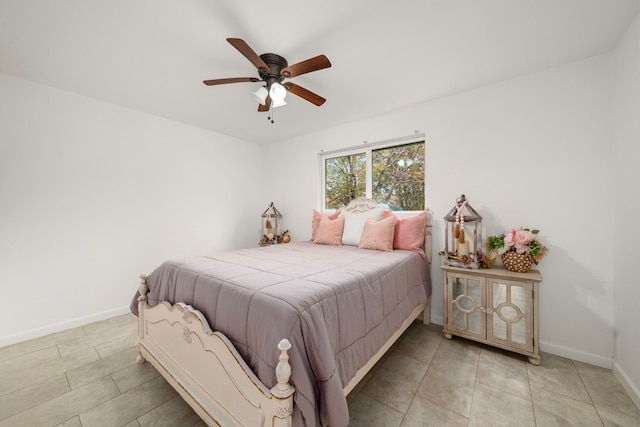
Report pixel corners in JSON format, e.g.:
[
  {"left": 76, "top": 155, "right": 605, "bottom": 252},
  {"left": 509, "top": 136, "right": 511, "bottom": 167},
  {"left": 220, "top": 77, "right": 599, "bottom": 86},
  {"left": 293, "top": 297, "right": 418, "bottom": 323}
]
[{"left": 440, "top": 265, "right": 543, "bottom": 282}]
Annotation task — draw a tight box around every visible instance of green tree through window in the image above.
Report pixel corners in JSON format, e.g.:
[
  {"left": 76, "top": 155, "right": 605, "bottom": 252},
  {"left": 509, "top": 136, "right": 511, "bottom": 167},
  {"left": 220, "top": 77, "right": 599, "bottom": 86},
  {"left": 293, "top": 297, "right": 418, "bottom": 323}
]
[
  {"left": 372, "top": 142, "right": 425, "bottom": 211},
  {"left": 323, "top": 139, "right": 425, "bottom": 210},
  {"left": 324, "top": 153, "right": 366, "bottom": 209}
]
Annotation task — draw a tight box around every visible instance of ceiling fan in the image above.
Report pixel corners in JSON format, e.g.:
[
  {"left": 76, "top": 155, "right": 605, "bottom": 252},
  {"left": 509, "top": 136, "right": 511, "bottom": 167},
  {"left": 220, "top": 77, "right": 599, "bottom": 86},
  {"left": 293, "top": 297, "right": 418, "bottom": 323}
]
[{"left": 203, "top": 38, "right": 331, "bottom": 113}]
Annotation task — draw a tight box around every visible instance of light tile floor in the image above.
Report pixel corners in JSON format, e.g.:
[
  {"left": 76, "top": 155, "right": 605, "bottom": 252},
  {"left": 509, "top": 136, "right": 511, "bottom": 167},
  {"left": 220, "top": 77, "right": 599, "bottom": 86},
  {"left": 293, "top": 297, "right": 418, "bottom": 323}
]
[{"left": 1, "top": 314, "right": 639, "bottom": 426}]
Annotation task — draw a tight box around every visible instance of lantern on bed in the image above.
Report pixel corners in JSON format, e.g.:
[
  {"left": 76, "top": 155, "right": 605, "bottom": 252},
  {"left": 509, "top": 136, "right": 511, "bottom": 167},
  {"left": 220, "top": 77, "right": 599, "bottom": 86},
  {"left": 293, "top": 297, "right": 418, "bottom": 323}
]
[
  {"left": 260, "top": 202, "right": 283, "bottom": 246},
  {"left": 443, "top": 194, "right": 483, "bottom": 268}
]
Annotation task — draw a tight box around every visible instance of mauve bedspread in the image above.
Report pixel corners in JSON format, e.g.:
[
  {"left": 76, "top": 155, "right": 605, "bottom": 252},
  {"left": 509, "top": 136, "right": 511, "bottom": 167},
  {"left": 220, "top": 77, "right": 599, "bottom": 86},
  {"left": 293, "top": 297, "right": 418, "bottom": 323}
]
[{"left": 130, "top": 241, "right": 430, "bottom": 427}]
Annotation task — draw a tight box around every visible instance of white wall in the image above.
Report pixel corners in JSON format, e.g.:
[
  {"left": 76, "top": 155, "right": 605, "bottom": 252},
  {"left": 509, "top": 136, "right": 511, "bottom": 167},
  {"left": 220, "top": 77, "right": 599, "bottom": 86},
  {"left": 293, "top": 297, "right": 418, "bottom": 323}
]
[
  {"left": 612, "top": 15, "right": 640, "bottom": 398},
  {"left": 0, "top": 74, "right": 263, "bottom": 345},
  {"left": 262, "top": 54, "right": 616, "bottom": 367}
]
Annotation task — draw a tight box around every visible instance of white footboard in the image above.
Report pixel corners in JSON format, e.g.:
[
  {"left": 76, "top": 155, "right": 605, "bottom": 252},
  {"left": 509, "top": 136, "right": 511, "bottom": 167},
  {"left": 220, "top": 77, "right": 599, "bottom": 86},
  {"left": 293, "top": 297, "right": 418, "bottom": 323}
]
[{"left": 136, "top": 276, "right": 294, "bottom": 427}]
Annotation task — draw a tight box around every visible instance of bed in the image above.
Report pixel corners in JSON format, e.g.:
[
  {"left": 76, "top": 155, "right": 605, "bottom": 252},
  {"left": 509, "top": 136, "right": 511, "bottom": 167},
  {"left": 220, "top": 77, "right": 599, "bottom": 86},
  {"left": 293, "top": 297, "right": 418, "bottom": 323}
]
[{"left": 131, "top": 198, "right": 432, "bottom": 427}]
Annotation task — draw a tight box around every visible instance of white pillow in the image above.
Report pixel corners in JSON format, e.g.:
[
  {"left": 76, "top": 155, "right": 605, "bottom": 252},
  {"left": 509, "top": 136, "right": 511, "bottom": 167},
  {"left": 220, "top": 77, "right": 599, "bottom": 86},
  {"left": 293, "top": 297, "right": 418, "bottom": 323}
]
[{"left": 341, "top": 207, "right": 386, "bottom": 246}]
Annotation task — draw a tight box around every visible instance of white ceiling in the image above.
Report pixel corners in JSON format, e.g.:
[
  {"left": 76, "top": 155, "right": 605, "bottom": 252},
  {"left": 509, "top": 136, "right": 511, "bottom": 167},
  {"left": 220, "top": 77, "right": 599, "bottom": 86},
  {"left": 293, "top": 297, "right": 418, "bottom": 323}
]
[{"left": 1, "top": 0, "right": 637, "bottom": 145}]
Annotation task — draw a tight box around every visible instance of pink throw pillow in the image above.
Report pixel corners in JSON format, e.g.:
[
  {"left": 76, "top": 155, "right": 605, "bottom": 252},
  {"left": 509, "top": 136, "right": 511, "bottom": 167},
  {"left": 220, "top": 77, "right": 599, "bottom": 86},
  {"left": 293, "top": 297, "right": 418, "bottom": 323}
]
[
  {"left": 311, "top": 210, "right": 341, "bottom": 241},
  {"left": 313, "top": 216, "right": 345, "bottom": 246},
  {"left": 358, "top": 216, "right": 396, "bottom": 252},
  {"left": 382, "top": 210, "right": 428, "bottom": 257}
]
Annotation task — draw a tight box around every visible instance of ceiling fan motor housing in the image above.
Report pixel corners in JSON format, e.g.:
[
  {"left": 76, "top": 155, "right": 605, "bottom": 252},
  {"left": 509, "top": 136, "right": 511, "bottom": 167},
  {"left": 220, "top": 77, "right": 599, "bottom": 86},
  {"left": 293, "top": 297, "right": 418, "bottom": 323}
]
[{"left": 259, "top": 53, "right": 288, "bottom": 86}]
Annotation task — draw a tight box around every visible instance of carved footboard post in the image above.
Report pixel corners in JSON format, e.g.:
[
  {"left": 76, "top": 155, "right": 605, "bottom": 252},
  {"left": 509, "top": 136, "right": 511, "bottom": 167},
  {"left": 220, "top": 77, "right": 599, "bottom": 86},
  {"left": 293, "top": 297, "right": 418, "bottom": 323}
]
[
  {"left": 270, "top": 339, "right": 295, "bottom": 427},
  {"left": 136, "top": 274, "right": 148, "bottom": 364}
]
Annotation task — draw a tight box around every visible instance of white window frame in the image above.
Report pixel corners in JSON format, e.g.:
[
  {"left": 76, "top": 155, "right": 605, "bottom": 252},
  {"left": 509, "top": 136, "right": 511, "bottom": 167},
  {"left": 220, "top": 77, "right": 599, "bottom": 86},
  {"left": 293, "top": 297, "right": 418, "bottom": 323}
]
[{"left": 318, "top": 133, "right": 426, "bottom": 212}]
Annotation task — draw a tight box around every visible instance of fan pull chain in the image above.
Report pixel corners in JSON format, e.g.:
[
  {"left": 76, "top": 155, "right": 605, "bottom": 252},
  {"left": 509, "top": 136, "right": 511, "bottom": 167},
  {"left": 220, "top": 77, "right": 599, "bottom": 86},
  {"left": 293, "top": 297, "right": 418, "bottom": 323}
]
[{"left": 268, "top": 105, "right": 275, "bottom": 124}]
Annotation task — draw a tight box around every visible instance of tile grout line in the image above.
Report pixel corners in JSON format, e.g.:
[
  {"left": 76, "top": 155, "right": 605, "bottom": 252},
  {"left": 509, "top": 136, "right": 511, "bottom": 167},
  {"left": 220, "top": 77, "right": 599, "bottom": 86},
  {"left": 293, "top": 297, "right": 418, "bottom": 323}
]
[
  {"left": 467, "top": 341, "right": 481, "bottom": 424},
  {"left": 526, "top": 359, "right": 540, "bottom": 427},
  {"left": 572, "top": 359, "right": 606, "bottom": 426}
]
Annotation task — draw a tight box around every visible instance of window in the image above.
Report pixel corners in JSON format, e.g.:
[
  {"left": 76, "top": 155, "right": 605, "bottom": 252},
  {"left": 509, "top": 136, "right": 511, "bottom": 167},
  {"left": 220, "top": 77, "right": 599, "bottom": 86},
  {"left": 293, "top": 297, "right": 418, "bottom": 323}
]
[
  {"left": 321, "top": 136, "right": 425, "bottom": 211},
  {"left": 324, "top": 152, "right": 366, "bottom": 209}
]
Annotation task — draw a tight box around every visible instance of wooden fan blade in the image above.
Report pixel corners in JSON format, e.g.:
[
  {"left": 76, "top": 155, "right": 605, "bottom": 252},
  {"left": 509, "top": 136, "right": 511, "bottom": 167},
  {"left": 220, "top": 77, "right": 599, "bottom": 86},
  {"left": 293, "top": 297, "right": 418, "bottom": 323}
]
[
  {"left": 281, "top": 55, "right": 331, "bottom": 78},
  {"left": 258, "top": 95, "right": 271, "bottom": 112},
  {"left": 203, "top": 77, "right": 259, "bottom": 86},
  {"left": 283, "top": 82, "right": 326, "bottom": 106},
  {"left": 227, "top": 38, "right": 270, "bottom": 73}
]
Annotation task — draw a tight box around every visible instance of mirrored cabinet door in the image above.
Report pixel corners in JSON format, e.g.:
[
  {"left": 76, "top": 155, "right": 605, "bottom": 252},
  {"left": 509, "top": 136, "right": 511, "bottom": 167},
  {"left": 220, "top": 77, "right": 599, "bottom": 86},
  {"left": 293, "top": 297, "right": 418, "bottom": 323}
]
[
  {"left": 447, "top": 274, "right": 485, "bottom": 340},
  {"left": 441, "top": 266, "right": 542, "bottom": 365},
  {"left": 487, "top": 279, "right": 533, "bottom": 352}
]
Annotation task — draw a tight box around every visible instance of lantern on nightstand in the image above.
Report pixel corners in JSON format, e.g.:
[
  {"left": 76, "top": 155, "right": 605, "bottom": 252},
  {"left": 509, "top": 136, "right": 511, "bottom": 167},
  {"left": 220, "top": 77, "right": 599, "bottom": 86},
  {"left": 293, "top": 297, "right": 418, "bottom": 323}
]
[
  {"left": 260, "top": 202, "right": 282, "bottom": 246},
  {"left": 443, "top": 194, "right": 483, "bottom": 268}
]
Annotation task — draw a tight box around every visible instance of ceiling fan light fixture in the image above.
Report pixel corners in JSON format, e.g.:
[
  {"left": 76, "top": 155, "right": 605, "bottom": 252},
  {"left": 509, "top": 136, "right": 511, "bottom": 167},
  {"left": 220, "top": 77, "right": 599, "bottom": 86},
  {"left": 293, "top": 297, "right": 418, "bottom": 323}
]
[
  {"left": 252, "top": 86, "right": 268, "bottom": 104},
  {"left": 269, "top": 82, "right": 287, "bottom": 102},
  {"left": 272, "top": 98, "right": 287, "bottom": 108}
]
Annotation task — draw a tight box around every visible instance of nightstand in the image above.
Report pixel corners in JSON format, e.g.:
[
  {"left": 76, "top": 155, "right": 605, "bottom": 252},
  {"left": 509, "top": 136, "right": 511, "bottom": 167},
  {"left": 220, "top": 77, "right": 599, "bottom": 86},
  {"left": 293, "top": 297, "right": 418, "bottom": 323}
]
[{"left": 441, "top": 265, "right": 543, "bottom": 364}]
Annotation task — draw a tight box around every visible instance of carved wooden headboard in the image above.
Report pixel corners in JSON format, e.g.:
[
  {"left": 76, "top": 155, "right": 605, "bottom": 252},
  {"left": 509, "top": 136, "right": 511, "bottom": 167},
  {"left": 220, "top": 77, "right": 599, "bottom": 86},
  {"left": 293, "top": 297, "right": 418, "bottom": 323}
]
[{"left": 341, "top": 197, "right": 432, "bottom": 263}]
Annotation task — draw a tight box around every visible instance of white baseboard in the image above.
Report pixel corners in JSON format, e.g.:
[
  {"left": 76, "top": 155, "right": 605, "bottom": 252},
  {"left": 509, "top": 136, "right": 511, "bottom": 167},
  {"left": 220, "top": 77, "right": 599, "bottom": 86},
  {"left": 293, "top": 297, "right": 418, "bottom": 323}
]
[
  {"left": 0, "top": 306, "right": 131, "bottom": 348},
  {"left": 613, "top": 362, "right": 640, "bottom": 410},
  {"left": 430, "top": 315, "right": 444, "bottom": 326},
  {"left": 539, "top": 340, "right": 613, "bottom": 368}
]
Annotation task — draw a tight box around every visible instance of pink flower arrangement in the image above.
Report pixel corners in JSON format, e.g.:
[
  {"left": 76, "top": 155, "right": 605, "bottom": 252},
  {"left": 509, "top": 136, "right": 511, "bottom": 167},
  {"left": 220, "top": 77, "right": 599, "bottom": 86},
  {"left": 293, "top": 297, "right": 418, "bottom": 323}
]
[
  {"left": 488, "top": 227, "right": 548, "bottom": 264},
  {"left": 504, "top": 229, "right": 534, "bottom": 252}
]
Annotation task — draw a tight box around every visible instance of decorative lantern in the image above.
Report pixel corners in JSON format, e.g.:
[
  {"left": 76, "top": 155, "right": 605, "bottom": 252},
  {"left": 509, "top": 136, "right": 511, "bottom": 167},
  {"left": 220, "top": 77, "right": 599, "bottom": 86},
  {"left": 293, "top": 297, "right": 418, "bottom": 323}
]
[
  {"left": 443, "top": 194, "right": 483, "bottom": 268},
  {"left": 260, "top": 202, "right": 283, "bottom": 246}
]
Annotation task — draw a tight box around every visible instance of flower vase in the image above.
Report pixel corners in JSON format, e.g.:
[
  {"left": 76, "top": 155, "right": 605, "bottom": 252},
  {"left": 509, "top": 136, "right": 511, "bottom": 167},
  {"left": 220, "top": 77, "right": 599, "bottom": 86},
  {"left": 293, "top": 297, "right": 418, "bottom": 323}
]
[{"left": 502, "top": 251, "right": 533, "bottom": 273}]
